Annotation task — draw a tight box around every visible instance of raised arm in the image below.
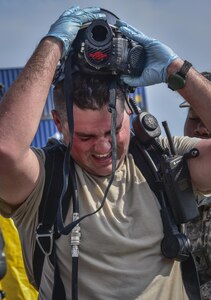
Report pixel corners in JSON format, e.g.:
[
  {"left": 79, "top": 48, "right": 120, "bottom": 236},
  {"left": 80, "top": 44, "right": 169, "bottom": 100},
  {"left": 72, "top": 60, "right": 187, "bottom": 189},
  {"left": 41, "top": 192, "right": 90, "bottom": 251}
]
[
  {"left": 0, "top": 6, "right": 105, "bottom": 207},
  {"left": 116, "top": 20, "right": 211, "bottom": 193},
  {"left": 171, "top": 62, "right": 211, "bottom": 193}
]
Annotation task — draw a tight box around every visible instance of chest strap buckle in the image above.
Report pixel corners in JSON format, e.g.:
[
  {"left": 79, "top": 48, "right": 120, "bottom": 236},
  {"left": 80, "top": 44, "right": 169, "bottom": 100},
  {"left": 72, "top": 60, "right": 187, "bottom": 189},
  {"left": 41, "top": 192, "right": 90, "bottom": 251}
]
[{"left": 36, "top": 223, "right": 54, "bottom": 256}]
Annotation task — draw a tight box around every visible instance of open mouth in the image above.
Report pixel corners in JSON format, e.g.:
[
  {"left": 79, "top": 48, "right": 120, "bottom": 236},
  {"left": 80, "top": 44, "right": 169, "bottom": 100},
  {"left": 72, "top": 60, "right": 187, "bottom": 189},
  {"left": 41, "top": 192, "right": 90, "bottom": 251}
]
[{"left": 92, "top": 152, "right": 112, "bottom": 162}]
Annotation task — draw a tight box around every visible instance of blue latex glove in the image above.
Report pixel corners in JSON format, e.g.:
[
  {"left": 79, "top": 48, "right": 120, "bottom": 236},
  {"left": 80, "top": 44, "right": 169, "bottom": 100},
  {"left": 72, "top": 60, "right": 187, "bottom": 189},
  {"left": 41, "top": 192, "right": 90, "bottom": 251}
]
[
  {"left": 115, "top": 20, "right": 178, "bottom": 87},
  {"left": 46, "top": 6, "right": 106, "bottom": 58}
]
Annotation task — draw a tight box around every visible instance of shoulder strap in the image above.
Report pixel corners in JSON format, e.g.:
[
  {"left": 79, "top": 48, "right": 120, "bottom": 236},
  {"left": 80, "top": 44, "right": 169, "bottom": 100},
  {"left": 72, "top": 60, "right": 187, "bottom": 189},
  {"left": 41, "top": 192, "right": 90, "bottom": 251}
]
[
  {"left": 33, "top": 139, "right": 71, "bottom": 292},
  {"left": 129, "top": 135, "right": 201, "bottom": 300},
  {"left": 182, "top": 254, "right": 202, "bottom": 299},
  {"left": 129, "top": 135, "right": 161, "bottom": 199}
]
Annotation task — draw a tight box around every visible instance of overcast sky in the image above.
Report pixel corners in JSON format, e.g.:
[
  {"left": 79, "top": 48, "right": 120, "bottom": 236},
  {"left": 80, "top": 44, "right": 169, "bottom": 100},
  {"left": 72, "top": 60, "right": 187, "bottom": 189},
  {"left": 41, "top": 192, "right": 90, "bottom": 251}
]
[{"left": 1, "top": 0, "right": 211, "bottom": 136}]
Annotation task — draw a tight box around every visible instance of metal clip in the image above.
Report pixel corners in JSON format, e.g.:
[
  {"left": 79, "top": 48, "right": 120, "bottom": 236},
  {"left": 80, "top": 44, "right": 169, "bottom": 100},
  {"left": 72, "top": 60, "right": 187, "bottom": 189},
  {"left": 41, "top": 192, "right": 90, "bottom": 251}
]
[
  {"left": 71, "top": 213, "right": 81, "bottom": 258},
  {"left": 36, "top": 223, "right": 54, "bottom": 256}
]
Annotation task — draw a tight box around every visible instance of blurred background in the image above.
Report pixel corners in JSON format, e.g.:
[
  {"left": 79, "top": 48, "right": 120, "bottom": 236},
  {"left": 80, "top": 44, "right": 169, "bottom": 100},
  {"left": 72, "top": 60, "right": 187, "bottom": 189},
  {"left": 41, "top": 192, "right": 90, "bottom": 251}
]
[{"left": 1, "top": 0, "right": 211, "bottom": 139}]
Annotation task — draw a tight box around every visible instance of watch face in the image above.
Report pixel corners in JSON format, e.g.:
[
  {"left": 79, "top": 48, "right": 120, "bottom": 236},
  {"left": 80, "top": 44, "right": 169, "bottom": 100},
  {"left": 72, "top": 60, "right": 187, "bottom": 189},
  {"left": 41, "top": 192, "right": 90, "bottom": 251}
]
[{"left": 168, "top": 73, "right": 185, "bottom": 91}]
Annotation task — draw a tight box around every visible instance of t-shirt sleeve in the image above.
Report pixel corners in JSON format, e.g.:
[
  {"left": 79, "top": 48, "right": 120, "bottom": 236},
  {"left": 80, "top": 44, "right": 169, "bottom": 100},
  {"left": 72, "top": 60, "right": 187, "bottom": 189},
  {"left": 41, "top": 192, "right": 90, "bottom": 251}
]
[
  {"left": 10, "top": 148, "right": 46, "bottom": 286},
  {"left": 11, "top": 148, "right": 45, "bottom": 228},
  {"left": 0, "top": 148, "right": 46, "bottom": 218},
  {"left": 159, "top": 135, "right": 201, "bottom": 155}
]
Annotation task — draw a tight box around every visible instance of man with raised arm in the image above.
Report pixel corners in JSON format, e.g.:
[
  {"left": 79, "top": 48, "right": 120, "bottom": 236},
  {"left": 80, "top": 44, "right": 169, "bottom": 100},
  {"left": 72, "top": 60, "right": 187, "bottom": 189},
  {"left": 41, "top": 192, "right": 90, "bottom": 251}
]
[{"left": 1, "top": 5, "right": 211, "bottom": 300}]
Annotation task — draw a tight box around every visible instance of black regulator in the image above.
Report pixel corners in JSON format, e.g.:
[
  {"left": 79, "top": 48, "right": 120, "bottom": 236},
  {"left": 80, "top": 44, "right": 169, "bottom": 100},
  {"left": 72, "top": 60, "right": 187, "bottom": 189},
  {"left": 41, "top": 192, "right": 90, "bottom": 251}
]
[{"left": 71, "top": 9, "right": 145, "bottom": 76}]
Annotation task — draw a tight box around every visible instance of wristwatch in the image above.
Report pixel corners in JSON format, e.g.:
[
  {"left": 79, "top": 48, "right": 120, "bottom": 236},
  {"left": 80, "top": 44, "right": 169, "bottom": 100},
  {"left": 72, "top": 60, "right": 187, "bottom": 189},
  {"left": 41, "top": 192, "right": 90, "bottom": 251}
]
[{"left": 167, "top": 60, "right": 192, "bottom": 91}]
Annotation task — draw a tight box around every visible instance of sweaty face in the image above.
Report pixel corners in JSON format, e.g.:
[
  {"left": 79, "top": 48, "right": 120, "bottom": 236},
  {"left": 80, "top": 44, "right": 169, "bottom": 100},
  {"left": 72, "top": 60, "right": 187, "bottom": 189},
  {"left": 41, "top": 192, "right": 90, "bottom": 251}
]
[
  {"left": 184, "top": 107, "right": 211, "bottom": 138},
  {"left": 63, "top": 104, "right": 131, "bottom": 176}
]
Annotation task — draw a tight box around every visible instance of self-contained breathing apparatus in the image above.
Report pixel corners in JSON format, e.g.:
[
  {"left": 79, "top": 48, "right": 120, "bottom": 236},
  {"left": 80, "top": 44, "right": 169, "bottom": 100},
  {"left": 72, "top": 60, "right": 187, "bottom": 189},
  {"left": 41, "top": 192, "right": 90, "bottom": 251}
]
[
  {"left": 53, "top": 8, "right": 145, "bottom": 83},
  {"left": 72, "top": 19, "right": 145, "bottom": 76},
  {"left": 35, "top": 8, "right": 202, "bottom": 300}
]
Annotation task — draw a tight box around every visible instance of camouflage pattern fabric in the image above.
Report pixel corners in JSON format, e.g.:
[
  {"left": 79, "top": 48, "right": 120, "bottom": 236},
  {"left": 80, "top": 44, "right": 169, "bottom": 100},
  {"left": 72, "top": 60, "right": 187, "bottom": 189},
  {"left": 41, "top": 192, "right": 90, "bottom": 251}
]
[{"left": 186, "top": 196, "right": 211, "bottom": 300}]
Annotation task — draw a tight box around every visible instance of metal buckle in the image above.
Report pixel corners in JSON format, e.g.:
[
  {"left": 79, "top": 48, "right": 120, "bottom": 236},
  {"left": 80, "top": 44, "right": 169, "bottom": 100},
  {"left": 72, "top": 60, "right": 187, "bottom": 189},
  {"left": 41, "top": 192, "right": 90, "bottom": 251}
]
[{"left": 36, "top": 223, "right": 54, "bottom": 256}]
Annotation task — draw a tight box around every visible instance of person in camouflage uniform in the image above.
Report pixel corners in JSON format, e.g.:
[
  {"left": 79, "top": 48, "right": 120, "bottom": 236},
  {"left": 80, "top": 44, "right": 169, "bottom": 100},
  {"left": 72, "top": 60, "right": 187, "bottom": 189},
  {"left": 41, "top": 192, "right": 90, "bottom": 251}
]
[{"left": 180, "top": 71, "right": 211, "bottom": 299}]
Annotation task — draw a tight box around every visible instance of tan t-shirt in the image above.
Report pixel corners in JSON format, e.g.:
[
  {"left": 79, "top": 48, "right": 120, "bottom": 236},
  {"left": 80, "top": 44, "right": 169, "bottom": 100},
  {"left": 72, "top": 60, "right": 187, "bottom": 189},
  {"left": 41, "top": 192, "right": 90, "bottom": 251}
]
[{"left": 11, "top": 136, "right": 200, "bottom": 300}]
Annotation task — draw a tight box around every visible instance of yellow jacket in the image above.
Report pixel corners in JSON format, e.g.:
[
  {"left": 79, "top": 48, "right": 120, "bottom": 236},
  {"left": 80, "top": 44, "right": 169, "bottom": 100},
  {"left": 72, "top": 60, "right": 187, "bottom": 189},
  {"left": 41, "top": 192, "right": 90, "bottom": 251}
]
[{"left": 0, "top": 216, "right": 38, "bottom": 300}]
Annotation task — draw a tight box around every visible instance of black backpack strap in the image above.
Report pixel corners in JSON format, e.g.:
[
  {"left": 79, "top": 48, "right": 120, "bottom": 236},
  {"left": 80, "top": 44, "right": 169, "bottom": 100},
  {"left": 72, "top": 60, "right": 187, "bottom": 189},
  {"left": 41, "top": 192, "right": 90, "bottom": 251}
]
[
  {"left": 129, "top": 135, "right": 161, "bottom": 200},
  {"left": 33, "top": 139, "right": 71, "bottom": 297},
  {"left": 52, "top": 248, "right": 66, "bottom": 300},
  {"left": 129, "top": 135, "right": 201, "bottom": 300},
  {"left": 181, "top": 254, "right": 202, "bottom": 299}
]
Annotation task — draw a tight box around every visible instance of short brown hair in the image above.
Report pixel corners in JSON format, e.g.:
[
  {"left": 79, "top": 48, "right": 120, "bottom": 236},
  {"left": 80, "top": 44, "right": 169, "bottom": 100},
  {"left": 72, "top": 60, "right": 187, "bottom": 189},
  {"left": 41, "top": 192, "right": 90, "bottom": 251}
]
[{"left": 53, "top": 72, "right": 128, "bottom": 117}]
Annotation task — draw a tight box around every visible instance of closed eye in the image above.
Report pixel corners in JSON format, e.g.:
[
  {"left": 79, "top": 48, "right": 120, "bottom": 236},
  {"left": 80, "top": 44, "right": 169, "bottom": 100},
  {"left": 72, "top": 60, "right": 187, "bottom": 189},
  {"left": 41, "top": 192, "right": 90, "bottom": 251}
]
[
  {"left": 77, "top": 134, "right": 95, "bottom": 141},
  {"left": 75, "top": 123, "right": 123, "bottom": 141}
]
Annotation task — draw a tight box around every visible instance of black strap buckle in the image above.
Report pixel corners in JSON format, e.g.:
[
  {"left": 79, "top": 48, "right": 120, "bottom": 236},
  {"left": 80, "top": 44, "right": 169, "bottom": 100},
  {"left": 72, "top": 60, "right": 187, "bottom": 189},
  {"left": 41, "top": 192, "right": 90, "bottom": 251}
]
[{"left": 36, "top": 223, "right": 54, "bottom": 256}]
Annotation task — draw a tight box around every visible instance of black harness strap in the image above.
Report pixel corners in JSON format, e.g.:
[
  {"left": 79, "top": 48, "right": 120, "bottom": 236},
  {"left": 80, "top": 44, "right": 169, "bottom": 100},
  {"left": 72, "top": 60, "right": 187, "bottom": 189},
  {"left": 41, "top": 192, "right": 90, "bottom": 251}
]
[
  {"left": 129, "top": 135, "right": 160, "bottom": 199},
  {"left": 182, "top": 254, "right": 202, "bottom": 299},
  {"left": 33, "top": 139, "right": 71, "bottom": 298},
  {"left": 52, "top": 256, "right": 66, "bottom": 300}
]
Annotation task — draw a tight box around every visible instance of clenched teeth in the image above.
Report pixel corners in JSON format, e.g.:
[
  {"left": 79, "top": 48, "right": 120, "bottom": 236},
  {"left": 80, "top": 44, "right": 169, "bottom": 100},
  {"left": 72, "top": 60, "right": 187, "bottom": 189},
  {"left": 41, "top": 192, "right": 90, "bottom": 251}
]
[{"left": 94, "top": 153, "right": 111, "bottom": 158}]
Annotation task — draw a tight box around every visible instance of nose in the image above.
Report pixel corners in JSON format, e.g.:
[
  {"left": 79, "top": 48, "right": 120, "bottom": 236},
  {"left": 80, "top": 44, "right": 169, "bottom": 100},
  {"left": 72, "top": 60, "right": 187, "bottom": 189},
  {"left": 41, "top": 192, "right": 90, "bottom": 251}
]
[
  {"left": 194, "top": 121, "right": 211, "bottom": 137},
  {"left": 94, "top": 137, "right": 111, "bottom": 153}
]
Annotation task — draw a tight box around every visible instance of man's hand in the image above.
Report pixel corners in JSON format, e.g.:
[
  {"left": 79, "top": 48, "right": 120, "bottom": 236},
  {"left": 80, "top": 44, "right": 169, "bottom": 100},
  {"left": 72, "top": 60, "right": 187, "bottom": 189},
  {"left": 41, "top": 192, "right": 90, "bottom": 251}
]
[
  {"left": 116, "top": 20, "right": 178, "bottom": 87},
  {"left": 46, "top": 6, "right": 106, "bottom": 58}
]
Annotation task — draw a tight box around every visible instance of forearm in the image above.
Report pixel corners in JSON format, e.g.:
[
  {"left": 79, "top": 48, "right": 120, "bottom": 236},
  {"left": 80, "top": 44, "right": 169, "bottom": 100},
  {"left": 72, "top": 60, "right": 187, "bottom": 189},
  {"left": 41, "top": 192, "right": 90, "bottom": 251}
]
[
  {"left": 0, "top": 37, "right": 62, "bottom": 157},
  {"left": 167, "top": 59, "right": 211, "bottom": 192},
  {"left": 167, "top": 59, "right": 211, "bottom": 132}
]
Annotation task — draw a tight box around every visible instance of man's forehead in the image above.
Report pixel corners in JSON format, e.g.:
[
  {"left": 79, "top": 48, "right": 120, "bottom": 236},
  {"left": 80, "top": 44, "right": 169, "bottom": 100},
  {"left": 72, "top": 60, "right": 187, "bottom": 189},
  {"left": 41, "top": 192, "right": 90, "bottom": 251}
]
[
  {"left": 73, "top": 103, "right": 125, "bottom": 122},
  {"left": 72, "top": 99, "right": 125, "bottom": 113}
]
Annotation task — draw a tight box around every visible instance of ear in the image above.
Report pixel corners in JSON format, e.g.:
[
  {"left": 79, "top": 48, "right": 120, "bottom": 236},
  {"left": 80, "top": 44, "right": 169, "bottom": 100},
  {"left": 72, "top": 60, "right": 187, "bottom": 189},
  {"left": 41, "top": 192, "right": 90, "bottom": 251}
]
[{"left": 51, "top": 110, "right": 63, "bottom": 133}]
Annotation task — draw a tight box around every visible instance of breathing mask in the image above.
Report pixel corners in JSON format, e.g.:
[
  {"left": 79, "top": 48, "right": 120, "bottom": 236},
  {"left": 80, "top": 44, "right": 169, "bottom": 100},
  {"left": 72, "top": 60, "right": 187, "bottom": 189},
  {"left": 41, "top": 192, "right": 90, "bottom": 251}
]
[{"left": 71, "top": 9, "right": 145, "bottom": 76}]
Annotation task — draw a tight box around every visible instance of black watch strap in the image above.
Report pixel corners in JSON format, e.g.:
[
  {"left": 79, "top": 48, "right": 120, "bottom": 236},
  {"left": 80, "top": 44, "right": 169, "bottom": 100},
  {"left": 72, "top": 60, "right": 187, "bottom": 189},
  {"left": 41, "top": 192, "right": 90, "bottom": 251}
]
[
  {"left": 178, "top": 60, "right": 192, "bottom": 78},
  {"left": 167, "top": 60, "right": 192, "bottom": 91}
]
